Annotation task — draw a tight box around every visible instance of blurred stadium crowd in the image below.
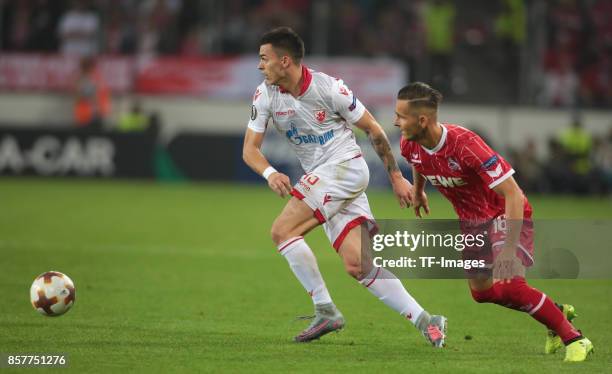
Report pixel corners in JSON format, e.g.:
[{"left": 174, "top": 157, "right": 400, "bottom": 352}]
[
  {"left": 507, "top": 121, "right": 612, "bottom": 195},
  {"left": 0, "top": 0, "right": 611, "bottom": 195},
  {"left": 1, "top": 0, "right": 610, "bottom": 107}
]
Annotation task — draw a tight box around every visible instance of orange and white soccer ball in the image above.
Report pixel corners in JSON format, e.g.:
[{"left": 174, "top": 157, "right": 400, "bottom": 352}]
[{"left": 30, "top": 271, "right": 76, "bottom": 316}]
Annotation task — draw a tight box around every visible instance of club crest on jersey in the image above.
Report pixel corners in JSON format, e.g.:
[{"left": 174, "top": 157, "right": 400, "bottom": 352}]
[
  {"left": 339, "top": 86, "right": 349, "bottom": 96},
  {"left": 314, "top": 109, "right": 326, "bottom": 123},
  {"left": 410, "top": 152, "right": 421, "bottom": 164},
  {"left": 448, "top": 157, "right": 461, "bottom": 171}
]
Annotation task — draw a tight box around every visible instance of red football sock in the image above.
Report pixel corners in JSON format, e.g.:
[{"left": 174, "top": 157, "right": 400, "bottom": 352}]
[{"left": 496, "top": 277, "right": 581, "bottom": 343}]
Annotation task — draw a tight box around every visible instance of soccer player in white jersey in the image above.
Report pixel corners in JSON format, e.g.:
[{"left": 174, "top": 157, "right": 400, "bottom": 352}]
[{"left": 242, "top": 27, "right": 447, "bottom": 345}]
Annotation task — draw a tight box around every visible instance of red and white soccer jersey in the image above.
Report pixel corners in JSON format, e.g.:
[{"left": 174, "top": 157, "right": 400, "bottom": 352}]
[
  {"left": 401, "top": 124, "right": 534, "bottom": 266},
  {"left": 400, "top": 124, "right": 532, "bottom": 221},
  {"left": 248, "top": 66, "right": 375, "bottom": 250},
  {"left": 247, "top": 65, "right": 365, "bottom": 172}
]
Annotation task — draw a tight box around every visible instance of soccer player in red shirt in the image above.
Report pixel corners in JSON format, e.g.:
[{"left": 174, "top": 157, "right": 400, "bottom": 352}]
[{"left": 395, "top": 82, "right": 593, "bottom": 362}]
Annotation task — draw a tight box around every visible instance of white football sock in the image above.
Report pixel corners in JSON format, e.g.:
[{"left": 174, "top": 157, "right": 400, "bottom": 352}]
[
  {"left": 278, "top": 236, "right": 333, "bottom": 305},
  {"left": 360, "top": 267, "right": 425, "bottom": 325}
]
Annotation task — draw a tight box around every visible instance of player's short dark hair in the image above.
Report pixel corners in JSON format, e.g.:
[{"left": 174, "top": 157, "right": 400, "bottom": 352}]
[
  {"left": 397, "top": 82, "right": 443, "bottom": 111},
  {"left": 259, "top": 27, "right": 305, "bottom": 63}
]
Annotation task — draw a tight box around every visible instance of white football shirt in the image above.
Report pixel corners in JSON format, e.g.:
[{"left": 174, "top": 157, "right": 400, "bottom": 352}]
[{"left": 247, "top": 66, "right": 366, "bottom": 172}]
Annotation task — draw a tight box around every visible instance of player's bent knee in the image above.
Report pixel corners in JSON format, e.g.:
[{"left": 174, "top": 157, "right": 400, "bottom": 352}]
[
  {"left": 270, "top": 221, "right": 288, "bottom": 245},
  {"left": 469, "top": 279, "right": 499, "bottom": 303},
  {"left": 344, "top": 262, "right": 365, "bottom": 280},
  {"left": 500, "top": 277, "right": 528, "bottom": 303},
  {"left": 470, "top": 288, "right": 494, "bottom": 303},
  {"left": 270, "top": 229, "right": 286, "bottom": 246},
  {"left": 270, "top": 221, "right": 305, "bottom": 246}
]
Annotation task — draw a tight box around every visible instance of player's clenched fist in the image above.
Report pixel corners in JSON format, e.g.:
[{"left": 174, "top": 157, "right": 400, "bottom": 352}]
[{"left": 268, "top": 172, "right": 292, "bottom": 197}]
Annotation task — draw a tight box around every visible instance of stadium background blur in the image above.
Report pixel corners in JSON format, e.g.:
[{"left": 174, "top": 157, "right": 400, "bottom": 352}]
[
  {"left": 1, "top": 1, "right": 611, "bottom": 372},
  {"left": 0, "top": 0, "right": 611, "bottom": 193}
]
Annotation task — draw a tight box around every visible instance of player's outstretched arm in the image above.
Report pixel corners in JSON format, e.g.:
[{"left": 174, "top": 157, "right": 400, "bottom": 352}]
[
  {"left": 354, "top": 110, "right": 413, "bottom": 208},
  {"left": 412, "top": 165, "right": 430, "bottom": 218},
  {"left": 492, "top": 176, "right": 525, "bottom": 280},
  {"left": 243, "top": 128, "right": 292, "bottom": 197}
]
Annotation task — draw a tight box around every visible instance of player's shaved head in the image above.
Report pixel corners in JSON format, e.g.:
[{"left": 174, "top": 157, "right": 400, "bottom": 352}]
[
  {"left": 394, "top": 82, "right": 442, "bottom": 142},
  {"left": 260, "top": 27, "right": 305, "bottom": 63},
  {"left": 397, "top": 82, "right": 443, "bottom": 113}
]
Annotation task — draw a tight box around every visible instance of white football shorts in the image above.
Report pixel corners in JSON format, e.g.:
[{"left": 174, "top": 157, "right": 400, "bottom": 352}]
[{"left": 290, "top": 155, "right": 377, "bottom": 251}]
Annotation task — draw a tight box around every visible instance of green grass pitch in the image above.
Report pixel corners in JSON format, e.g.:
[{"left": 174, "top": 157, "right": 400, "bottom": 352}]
[{"left": 1, "top": 178, "right": 611, "bottom": 373}]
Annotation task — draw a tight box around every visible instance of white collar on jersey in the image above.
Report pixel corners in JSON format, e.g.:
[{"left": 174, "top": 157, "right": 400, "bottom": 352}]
[{"left": 421, "top": 123, "right": 447, "bottom": 155}]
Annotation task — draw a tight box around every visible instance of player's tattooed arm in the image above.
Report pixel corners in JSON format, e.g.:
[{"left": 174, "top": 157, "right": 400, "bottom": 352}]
[
  {"left": 368, "top": 129, "right": 401, "bottom": 176},
  {"left": 354, "top": 110, "right": 401, "bottom": 177},
  {"left": 354, "top": 111, "right": 413, "bottom": 208}
]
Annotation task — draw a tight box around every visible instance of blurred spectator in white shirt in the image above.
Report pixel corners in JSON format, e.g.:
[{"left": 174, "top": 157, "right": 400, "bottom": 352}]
[
  {"left": 58, "top": 0, "right": 100, "bottom": 56},
  {"left": 541, "top": 51, "right": 578, "bottom": 107}
]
